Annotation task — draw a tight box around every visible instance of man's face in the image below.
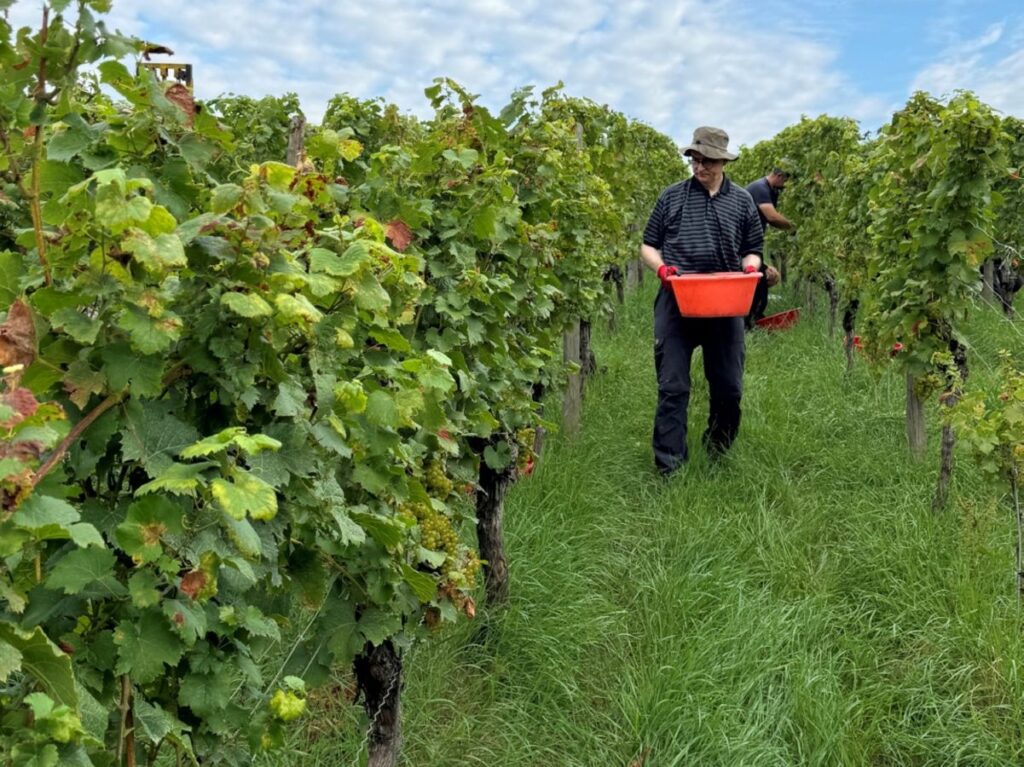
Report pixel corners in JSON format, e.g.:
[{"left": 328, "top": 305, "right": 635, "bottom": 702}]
[
  {"left": 770, "top": 171, "right": 789, "bottom": 189},
  {"left": 689, "top": 153, "right": 725, "bottom": 188}
]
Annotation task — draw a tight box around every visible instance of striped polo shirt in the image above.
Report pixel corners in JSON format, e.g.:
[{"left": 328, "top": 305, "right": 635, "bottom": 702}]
[{"left": 643, "top": 177, "right": 763, "bottom": 273}]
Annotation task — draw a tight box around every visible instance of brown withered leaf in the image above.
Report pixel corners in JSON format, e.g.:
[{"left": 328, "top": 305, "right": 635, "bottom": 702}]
[
  {"left": 0, "top": 387, "right": 39, "bottom": 429},
  {"left": 1, "top": 467, "right": 34, "bottom": 512},
  {"left": 164, "top": 83, "right": 196, "bottom": 127},
  {"left": 0, "top": 299, "right": 36, "bottom": 371},
  {"left": 179, "top": 570, "right": 207, "bottom": 600},
  {"left": 0, "top": 439, "right": 45, "bottom": 461},
  {"left": 385, "top": 219, "right": 413, "bottom": 252},
  {"left": 63, "top": 362, "right": 106, "bottom": 410}
]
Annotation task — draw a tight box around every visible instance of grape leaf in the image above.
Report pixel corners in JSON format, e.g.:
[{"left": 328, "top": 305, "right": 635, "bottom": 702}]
[
  {"left": 115, "top": 495, "right": 184, "bottom": 563},
  {"left": 0, "top": 625, "right": 77, "bottom": 707},
  {"left": 114, "top": 611, "right": 184, "bottom": 685},
  {"left": 0, "top": 638, "right": 22, "bottom": 683},
  {"left": 12, "top": 495, "right": 79, "bottom": 535},
  {"left": 128, "top": 570, "right": 162, "bottom": 608},
  {"left": 100, "top": 343, "right": 165, "bottom": 397},
  {"left": 357, "top": 607, "right": 401, "bottom": 646},
  {"left": 135, "top": 462, "right": 212, "bottom": 497},
  {"left": 0, "top": 251, "right": 25, "bottom": 309},
  {"left": 47, "top": 548, "right": 123, "bottom": 596},
  {"left": 121, "top": 400, "right": 199, "bottom": 477},
  {"left": 210, "top": 184, "right": 243, "bottom": 214}
]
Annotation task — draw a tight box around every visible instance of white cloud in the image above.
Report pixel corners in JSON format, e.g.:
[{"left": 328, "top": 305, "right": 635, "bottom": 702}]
[
  {"left": 911, "top": 20, "right": 1024, "bottom": 117},
  {"left": 10, "top": 0, "right": 997, "bottom": 150}
]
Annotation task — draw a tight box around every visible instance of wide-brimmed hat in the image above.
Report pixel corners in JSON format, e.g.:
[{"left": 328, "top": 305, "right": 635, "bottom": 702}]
[{"left": 681, "top": 126, "right": 737, "bottom": 162}]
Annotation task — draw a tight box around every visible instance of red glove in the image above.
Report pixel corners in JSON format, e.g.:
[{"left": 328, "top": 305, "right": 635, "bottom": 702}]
[
  {"left": 743, "top": 264, "right": 760, "bottom": 275},
  {"left": 657, "top": 264, "right": 678, "bottom": 287}
]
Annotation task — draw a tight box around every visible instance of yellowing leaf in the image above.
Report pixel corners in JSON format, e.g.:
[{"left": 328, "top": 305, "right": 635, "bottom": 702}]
[
  {"left": 140, "top": 205, "right": 178, "bottom": 236},
  {"left": 123, "top": 229, "right": 187, "bottom": 273},
  {"left": 135, "top": 462, "right": 213, "bottom": 497},
  {"left": 262, "top": 161, "right": 295, "bottom": 189},
  {"left": 221, "top": 291, "right": 273, "bottom": 319},
  {"left": 275, "top": 294, "right": 323, "bottom": 325},
  {"left": 340, "top": 138, "right": 363, "bottom": 162},
  {"left": 181, "top": 427, "right": 281, "bottom": 458},
  {"left": 211, "top": 470, "right": 277, "bottom": 521}
]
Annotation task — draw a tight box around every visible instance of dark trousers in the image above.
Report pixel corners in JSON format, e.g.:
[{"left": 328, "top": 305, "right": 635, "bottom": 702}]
[
  {"left": 653, "top": 288, "right": 746, "bottom": 474},
  {"left": 745, "top": 274, "right": 769, "bottom": 329}
]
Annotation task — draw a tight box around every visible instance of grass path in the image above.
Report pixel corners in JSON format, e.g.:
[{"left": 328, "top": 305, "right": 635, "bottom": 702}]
[{"left": 288, "top": 282, "right": 1024, "bottom": 766}]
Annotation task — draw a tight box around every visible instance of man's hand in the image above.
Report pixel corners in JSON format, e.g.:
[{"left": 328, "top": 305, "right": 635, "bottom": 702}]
[
  {"left": 765, "top": 265, "right": 781, "bottom": 287},
  {"left": 743, "top": 264, "right": 761, "bottom": 275},
  {"left": 657, "top": 264, "right": 678, "bottom": 287}
]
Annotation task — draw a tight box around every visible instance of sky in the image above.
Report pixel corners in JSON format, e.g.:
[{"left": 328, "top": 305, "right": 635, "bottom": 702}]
[{"left": 5, "top": 0, "right": 1024, "bottom": 149}]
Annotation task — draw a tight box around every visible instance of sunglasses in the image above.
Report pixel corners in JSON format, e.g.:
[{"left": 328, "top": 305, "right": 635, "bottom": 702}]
[{"left": 689, "top": 155, "right": 724, "bottom": 168}]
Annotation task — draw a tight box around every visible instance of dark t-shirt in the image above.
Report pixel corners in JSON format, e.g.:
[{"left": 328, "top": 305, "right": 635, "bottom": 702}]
[
  {"left": 746, "top": 177, "right": 780, "bottom": 234},
  {"left": 642, "top": 177, "right": 763, "bottom": 274}
]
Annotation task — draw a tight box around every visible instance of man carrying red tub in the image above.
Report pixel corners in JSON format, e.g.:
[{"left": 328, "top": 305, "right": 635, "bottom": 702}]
[
  {"left": 640, "top": 126, "right": 764, "bottom": 476},
  {"left": 745, "top": 160, "right": 797, "bottom": 329}
]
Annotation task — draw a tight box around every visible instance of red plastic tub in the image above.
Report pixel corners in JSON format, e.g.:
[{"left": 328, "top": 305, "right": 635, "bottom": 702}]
[
  {"left": 755, "top": 308, "right": 800, "bottom": 330},
  {"left": 667, "top": 272, "right": 761, "bottom": 318}
]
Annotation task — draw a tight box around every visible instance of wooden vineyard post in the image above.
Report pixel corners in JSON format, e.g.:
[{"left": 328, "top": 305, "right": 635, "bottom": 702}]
[
  {"left": 906, "top": 373, "right": 926, "bottom": 459},
  {"left": 606, "top": 264, "right": 624, "bottom": 331},
  {"left": 626, "top": 259, "right": 641, "bottom": 290},
  {"left": 825, "top": 276, "right": 839, "bottom": 338},
  {"left": 612, "top": 264, "right": 626, "bottom": 305},
  {"left": 982, "top": 259, "right": 995, "bottom": 302},
  {"left": 580, "top": 318, "right": 597, "bottom": 383},
  {"left": 563, "top": 319, "right": 582, "bottom": 435},
  {"left": 934, "top": 339, "right": 967, "bottom": 511},
  {"left": 355, "top": 642, "right": 403, "bottom": 767},
  {"left": 286, "top": 114, "right": 306, "bottom": 166},
  {"left": 531, "top": 382, "right": 546, "bottom": 458},
  {"left": 475, "top": 441, "right": 513, "bottom": 606},
  {"left": 934, "top": 420, "right": 956, "bottom": 510},
  {"left": 1012, "top": 467, "right": 1024, "bottom": 605},
  {"left": 842, "top": 301, "right": 858, "bottom": 375},
  {"left": 804, "top": 278, "right": 818, "bottom": 316}
]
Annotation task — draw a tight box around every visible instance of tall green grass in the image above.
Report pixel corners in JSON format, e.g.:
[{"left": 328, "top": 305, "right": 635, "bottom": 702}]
[{"left": 280, "top": 282, "right": 1024, "bottom": 766}]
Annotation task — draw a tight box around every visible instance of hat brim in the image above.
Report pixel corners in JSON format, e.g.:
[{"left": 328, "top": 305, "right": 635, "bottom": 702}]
[{"left": 682, "top": 144, "right": 737, "bottom": 161}]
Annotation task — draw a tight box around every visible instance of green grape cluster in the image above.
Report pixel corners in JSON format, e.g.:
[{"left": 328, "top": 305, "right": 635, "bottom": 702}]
[
  {"left": 425, "top": 458, "right": 454, "bottom": 497},
  {"left": 420, "top": 511, "right": 458, "bottom": 554},
  {"left": 439, "top": 549, "right": 482, "bottom": 589},
  {"left": 397, "top": 502, "right": 421, "bottom": 525},
  {"left": 460, "top": 550, "right": 482, "bottom": 589}
]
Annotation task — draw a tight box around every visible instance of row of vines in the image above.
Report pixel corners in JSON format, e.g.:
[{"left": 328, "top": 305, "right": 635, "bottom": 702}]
[
  {"left": 0, "top": 2, "right": 686, "bottom": 765},
  {"left": 730, "top": 92, "right": 1024, "bottom": 577}
]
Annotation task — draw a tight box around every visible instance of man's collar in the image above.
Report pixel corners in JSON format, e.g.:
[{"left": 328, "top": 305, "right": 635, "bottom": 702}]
[{"left": 690, "top": 175, "right": 731, "bottom": 197}]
